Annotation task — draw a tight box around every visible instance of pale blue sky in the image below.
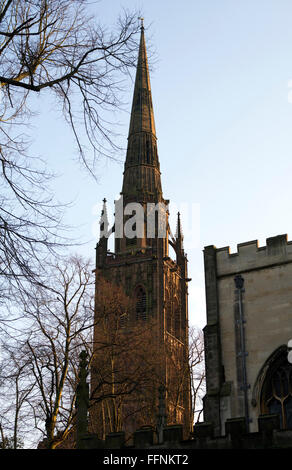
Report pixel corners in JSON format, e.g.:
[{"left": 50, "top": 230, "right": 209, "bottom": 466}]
[{"left": 31, "top": 0, "right": 292, "bottom": 328}]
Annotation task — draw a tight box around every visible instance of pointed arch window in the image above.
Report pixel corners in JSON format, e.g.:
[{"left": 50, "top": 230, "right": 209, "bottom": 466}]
[
  {"left": 135, "top": 286, "right": 147, "bottom": 321},
  {"left": 261, "top": 349, "right": 292, "bottom": 429}
]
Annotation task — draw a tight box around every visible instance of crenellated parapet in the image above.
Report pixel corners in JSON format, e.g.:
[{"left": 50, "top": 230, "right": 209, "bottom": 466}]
[
  {"left": 211, "top": 234, "right": 292, "bottom": 277},
  {"left": 77, "top": 414, "right": 292, "bottom": 449}
]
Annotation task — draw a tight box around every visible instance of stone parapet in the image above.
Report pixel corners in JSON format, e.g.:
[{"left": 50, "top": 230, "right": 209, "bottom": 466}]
[
  {"left": 133, "top": 427, "right": 154, "bottom": 448},
  {"left": 163, "top": 424, "right": 183, "bottom": 443},
  {"left": 105, "top": 432, "right": 125, "bottom": 449},
  {"left": 212, "top": 234, "right": 292, "bottom": 277},
  {"left": 78, "top": 415, "right": 292, "bottom": 449}
]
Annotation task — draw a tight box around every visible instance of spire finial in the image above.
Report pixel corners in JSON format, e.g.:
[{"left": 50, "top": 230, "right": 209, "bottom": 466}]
[{"left": 138, "top": 16, "right": 144, "bottom": 29}]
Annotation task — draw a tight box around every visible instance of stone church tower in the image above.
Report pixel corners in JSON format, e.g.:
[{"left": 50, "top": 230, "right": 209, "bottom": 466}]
[{"left": 91, "top": 23, "right": 191, "bottom": 439}]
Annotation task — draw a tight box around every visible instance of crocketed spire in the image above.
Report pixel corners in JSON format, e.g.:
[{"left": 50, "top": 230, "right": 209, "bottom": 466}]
[{"left": 122, "top": 23, "right": 163, "bottom": 203}]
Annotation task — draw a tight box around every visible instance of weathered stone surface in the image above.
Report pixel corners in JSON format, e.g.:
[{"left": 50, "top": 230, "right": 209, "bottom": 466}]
[
  {"left": 133, "top": 427, "right": 154, "bottom": 448},
  {"left": 204, "top": 234, "right": 292, "bottom": 435},
  {"left": 163, "top": 424, "right": 183, "bottom": 442},
  {"left": 105, "top": 432, "right": 125, "bottom": 449}
]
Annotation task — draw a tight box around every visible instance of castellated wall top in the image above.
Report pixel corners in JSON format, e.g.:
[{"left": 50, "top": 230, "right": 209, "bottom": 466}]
[{"left": 213, "top": 234, "right": 292, "bottom": 277}]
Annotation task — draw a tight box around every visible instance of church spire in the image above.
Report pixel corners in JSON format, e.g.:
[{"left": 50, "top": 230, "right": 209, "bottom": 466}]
[
  {"left": 121, "top": 22, "right": 163, "bottom": 203},
  {"left": 127, "top": 20, "right": 156, "bottom": 138}
]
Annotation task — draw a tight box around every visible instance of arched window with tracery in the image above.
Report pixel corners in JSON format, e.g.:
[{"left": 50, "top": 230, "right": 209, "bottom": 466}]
[
  {"left": 135, "top": 286, "right": 147, "bottom": 321},
  {"left": 261, "top": 349, "right": 292, "bottom": 429}
]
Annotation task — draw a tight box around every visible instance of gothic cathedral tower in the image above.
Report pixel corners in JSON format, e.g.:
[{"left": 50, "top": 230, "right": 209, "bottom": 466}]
[{"left": 91, "top": 22, "right": 191, "bottom": 439}]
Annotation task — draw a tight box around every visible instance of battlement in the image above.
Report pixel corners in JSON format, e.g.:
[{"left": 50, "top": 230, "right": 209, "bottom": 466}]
[
  {"left": 79, "top": 415, "right": 292, "bottom": 449},
  {"left": 211, "top": 234, "right": 292, "bottom": 277}
]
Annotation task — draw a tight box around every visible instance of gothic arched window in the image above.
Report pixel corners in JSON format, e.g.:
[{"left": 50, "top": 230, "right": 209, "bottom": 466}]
[
  {"left": 261, "top": 350, "right": 292, "bottom": 430},
  {"left": 135, "top": 286, "right": 147, "bottom": 321}
]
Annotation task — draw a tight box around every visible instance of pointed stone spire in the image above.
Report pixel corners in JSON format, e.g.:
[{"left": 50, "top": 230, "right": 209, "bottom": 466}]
[
  {"left": 122, "top": 22, "right": 163, "bottom": 203},
  {"left": 127, "top": 21, "right": 156, "bottom": 138}
]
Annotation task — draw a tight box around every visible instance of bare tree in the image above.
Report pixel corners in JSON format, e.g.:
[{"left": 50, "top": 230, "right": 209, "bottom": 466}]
[
  {"left": 189, "top": 326, "right": 205, "bottom": 425},
  {"left": 0, "top": 1, "right": 141, "bottom": 309},
  {"left": 0, "top": 265, "right": 206, "bottom": 448},
  {"left": 0, "top": 1, "right": 140, "bottom": 161},
  {"left": 0, "top": 255, "right": 95, "bottom": 449},
  {"left": 0, "top": 257, "right": 161, "bottom": 448},
  {"left": 0, "top": 346, "right": 34, "bottom": 448},
  {"left": 164, "top": 335, "right": 190, "bottom": 426}
]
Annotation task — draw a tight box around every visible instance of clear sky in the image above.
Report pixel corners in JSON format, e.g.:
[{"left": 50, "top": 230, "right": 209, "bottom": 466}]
[{"left": 31, "top": 0, "right": 292, "bottom": 328}]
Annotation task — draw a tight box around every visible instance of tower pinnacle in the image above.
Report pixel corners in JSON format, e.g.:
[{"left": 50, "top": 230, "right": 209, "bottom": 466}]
[{"left": 99, "top": 198, "right": 109, "bottom": 239}]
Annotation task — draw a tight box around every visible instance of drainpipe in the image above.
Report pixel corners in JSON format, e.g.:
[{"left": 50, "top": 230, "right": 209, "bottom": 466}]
[{"left": 234, "top": 274, "right": 250, "bottom": 433}]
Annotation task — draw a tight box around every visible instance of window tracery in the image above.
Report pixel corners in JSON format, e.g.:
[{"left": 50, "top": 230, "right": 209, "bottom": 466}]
[{"left": 261, "top": 351, "right": 292, "bottom": 429}]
